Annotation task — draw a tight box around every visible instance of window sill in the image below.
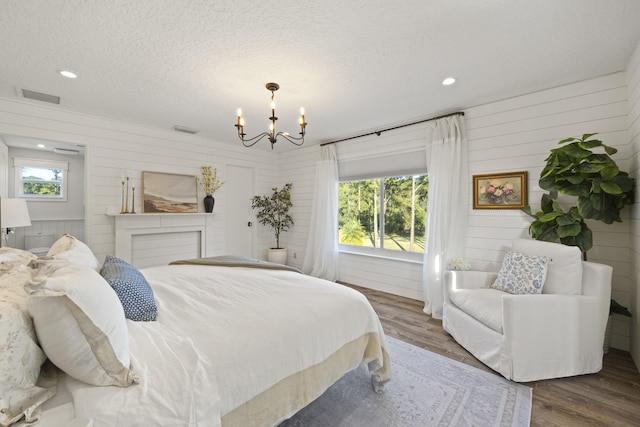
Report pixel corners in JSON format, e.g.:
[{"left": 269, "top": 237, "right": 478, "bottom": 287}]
[{"left": 338, "top": 249, "right": 423, "bottom": 265}]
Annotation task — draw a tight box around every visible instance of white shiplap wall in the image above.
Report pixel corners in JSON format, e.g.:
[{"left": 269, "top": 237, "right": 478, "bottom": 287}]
[
  {"left": 2, "top": 67, "right": 637, "bottom": 354},
  {"left": 465, "top": 72, "right": 632, "bottom": 351},
  {"left": 0, "top": 97, "right": 279, "bottom": 264},
  {"left": 281, "top": 72, "right": 635, "bottom": 351},
  {"left": 277, "top": 144, "right": 319, "bottom": 271},
  {"left": 626, "top": 40, "right": 640, "bottom": 367}
]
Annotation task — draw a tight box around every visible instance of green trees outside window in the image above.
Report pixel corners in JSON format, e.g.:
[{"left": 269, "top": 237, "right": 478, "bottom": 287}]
[
  {"left": 338, "top": 175, "right": 427, "bottom": 253},
  {"left": 19, "top": 166, "right": 64, "bottom": 198}
]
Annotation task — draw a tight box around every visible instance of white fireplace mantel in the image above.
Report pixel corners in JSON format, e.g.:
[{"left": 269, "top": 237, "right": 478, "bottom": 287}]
[{"left": 110, "top": 213, "right": 215, "bottom": 268}]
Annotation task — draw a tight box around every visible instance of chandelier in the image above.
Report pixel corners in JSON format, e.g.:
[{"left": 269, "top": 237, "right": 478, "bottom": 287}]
[{"left": 235, "top": 82, "right": 307, "bottom": 149}]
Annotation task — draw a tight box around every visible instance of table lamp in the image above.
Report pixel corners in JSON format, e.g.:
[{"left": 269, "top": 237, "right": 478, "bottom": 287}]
[{"left": 0, "top": 198, "right": 32, "bottom": 248}]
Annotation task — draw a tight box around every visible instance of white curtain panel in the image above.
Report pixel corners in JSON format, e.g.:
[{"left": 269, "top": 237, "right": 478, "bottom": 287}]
[
  {"left": 423, "top": 116, "right": 468, "bottom": 318},
  {"left": 302, "top": 145, "right": 339, "bottom": 281}
]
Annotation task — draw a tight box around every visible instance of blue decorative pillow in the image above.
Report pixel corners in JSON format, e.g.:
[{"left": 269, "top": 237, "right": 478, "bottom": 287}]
[
  {"left": 491, "top": 251, "right": 549, "bottom": 295},
  {"left": 100, "top": 255, "right": 157, "bottom": 321}
]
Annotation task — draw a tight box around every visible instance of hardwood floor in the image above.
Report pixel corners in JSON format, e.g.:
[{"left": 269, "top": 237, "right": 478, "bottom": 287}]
[{"left": 345, "top": 283, "right": 640, "bottom": 427}]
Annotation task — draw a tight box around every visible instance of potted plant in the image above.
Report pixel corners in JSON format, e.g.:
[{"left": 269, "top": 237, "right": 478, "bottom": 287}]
[
  {"left": 198, "top": 166, "right": 224, "bottom": 213},
  {"left": 251, "top": 183, "right": 293, "bottom": 264},
  {"left": 522, "top": 133, "right": 634, "bottom": 258},
  {"left": 522, "top": 133, "right": 635, "bottom": 352}
]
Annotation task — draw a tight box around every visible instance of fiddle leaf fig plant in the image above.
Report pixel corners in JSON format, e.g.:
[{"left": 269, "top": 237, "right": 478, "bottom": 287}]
[{"left": 523, "top": 133, "right": 634, "bottom": 255}]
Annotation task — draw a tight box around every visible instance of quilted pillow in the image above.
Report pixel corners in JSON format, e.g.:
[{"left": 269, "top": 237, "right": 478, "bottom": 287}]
[
  {"left": 0, "top": 248, "right": 37, "bottom": 267},
  {"left": 0, "top": 266, "right": 54, "bottom": 426},
  {"left": 491, "top": 251, "right": 549, "bottom": 295},
  {"left": 46, "top": 234, "right": 100, "bottom": 271},
  {"left": 27, "top": 263, "right": 137, "bottom": 387},
  {"left": 100, "top": 255, "right": 157, "bottom": 321}
]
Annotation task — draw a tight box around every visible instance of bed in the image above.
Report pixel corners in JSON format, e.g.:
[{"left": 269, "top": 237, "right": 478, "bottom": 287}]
[{"left": 1, "top": 236, "right": 391, "bottom": 427}]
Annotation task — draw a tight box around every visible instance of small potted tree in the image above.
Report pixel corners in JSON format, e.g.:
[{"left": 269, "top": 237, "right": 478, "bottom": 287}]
[{"left": 251, "top": 183, "right": 293, "bottom": 264}]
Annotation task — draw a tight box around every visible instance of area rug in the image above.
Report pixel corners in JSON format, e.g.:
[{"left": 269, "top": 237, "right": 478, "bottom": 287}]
[{"left": 280, "top": 336, "right": 532, "bottom": 427}]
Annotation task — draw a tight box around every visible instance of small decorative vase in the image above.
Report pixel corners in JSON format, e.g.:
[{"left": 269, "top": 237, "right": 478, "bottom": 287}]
[{"left": 204, "top": 194, "right": 215, "bottom": 213}]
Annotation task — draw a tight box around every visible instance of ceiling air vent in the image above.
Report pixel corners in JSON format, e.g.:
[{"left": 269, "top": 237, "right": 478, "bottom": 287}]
[
  {"left": 173, "top": 125, "right": 198, "bottom": 134},
  {"left": 21, "top": 89, "right": 60, "bottom": 104},
  {"left": 53, "top": 148, "right": 80, "bottom": 155}
]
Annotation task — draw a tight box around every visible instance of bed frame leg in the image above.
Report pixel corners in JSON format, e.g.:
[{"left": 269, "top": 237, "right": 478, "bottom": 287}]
[{"left": 371, "top": 375, "right": 385, "bottom": 394}]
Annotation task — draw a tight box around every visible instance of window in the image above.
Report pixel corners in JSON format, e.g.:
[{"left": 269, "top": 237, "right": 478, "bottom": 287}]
[
  {"left": 14, "top": 158, "right": 68, "bottom": 201},
  {"left": 338, "top": 174, "right": 427, "bottom": 257}
]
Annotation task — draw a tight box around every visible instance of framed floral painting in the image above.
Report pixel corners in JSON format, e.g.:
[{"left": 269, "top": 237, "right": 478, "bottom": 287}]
[{"left": 473, "top": 171, "right": 528, "bottom": 209}]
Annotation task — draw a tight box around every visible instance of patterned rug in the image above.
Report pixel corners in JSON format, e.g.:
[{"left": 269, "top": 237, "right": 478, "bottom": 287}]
[{"left": 280, "top": 336, "right": 532, "bottom": 427}]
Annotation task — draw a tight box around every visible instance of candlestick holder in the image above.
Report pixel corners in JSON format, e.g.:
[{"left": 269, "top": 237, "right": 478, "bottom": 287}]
[
  {"left": 131, "top": 187, "right": 136, "bottom": 214},
  {"left": 125, "top": 177, "right": 130, "bottom": 213},
  {"left": 120, "top": 180, "right": 127, "bottom": 214}
]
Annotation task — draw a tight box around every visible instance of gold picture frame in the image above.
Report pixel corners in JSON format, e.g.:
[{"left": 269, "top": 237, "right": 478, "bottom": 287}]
[
  {"left": 473, "top": 171, "right": 528, "bottom": 209},
  {"left": 142, "top": 171, "right": 198, "bottom": 213}
]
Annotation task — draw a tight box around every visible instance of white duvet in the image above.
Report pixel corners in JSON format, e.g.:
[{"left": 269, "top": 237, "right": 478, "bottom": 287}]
[{"left": 34, "top": 264, "right": 389, "bottom": 427}]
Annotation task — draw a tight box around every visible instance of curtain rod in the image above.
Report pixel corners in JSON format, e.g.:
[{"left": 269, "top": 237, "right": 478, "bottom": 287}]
[{"left": 320, "top": 111, "right": 465, "bottom": 146}]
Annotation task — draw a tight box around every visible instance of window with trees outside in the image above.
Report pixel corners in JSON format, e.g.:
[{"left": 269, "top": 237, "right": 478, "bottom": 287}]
[
  {"left": 16, "top": 164, "right": 66, "bottom": 200},
  {"left": 338, "top": 174, "right": 427, "bottom": 260}
]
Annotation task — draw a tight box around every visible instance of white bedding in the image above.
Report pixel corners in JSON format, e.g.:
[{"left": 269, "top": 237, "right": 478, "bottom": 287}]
[{"left": 25, "top": 264, "right": 390, "bottom": 427}]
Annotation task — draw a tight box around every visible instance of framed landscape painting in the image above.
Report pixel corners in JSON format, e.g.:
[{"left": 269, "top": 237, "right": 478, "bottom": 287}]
[
  {"left": 142, "top": 171, "right": 198, "bottom": 213},
  {"left": 473, "top": 171, "right": 528, "bottom": 209}
]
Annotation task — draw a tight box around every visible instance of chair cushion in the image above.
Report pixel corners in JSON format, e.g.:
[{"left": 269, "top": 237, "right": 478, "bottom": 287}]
[
  {"left": 449, "top": 288, "right": 506, "bottom": 333},
  {"left": 491, "top": 251, "right": 549, "bottom": 295},
  {"left": 512, "top": 239, "right": 582, "bottom": 295}
]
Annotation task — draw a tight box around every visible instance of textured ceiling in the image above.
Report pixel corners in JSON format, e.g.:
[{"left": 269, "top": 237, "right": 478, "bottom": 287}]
[{"left": 2, "top": 0, "right": 640, "bottom": 150}]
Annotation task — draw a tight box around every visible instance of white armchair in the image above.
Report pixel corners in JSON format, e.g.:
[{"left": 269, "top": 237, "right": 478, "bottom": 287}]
[{"left": 442, "top": 239, "right": 612, "bottom": 382}]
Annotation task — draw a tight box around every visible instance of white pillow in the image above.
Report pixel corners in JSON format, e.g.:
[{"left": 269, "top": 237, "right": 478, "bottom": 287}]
[
  {"left": 512, "top": 239, "right": 583, "bottom": 295},
  {"left": 47, "top": 234, "right": 100, "bottom": 271},
  {"left": 0, "top": 265, "right": 54, "bottom": 426},
  {"left": 491, "top": 251, "right": 549, "bottom": 295},
  {"left": 27, "top": 263, "right": 136, "bottom": 387}
]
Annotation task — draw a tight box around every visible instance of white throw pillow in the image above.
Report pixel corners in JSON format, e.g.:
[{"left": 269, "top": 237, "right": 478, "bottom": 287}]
[
  {"left": 0, "top": 265, "right": 54, "bottom": 426},
  {"left": 512, "top": 239, "right": 583, "bottom": 295},
  {"left": 491, "top": 251, "right": 549, "bottom": 295},
  {"left": 47, "top": 234, "right": 100, "bottom": 271},
  {"left": 27, "top": 263, "right": 136, "bottom": 387}
]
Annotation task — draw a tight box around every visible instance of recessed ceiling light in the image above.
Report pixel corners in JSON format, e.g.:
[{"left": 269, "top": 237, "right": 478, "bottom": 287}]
[
  {"left": 59, "top": 70, "right": 77, "bottom": 79},
  {"left": 442, "top": 77, "right": 456, "bottom": 86},
  {"left": 37, "top": 144, "right": 46, "bottom": 148}
]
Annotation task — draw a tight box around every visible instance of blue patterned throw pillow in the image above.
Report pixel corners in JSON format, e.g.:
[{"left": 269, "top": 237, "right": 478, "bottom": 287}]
[
  {"left": 100, "top": 255, "right": 157, "bottom": 321},
  {"left": 491, "top": 251, "right": 549, "bottom": 295}
]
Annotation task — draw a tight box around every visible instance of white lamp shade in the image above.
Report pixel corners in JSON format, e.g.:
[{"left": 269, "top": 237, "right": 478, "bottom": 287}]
[{"left": 1, "top": 198, "right": 32, "bottom": 228}]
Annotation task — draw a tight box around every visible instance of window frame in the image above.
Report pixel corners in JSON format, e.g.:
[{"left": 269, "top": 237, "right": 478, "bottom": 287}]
[
  {"left": 14, "top": 157, "right": 68, "bottom": 202},
  {"left": 338, "top": 173, "right": 427, "bottom": 263}
]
